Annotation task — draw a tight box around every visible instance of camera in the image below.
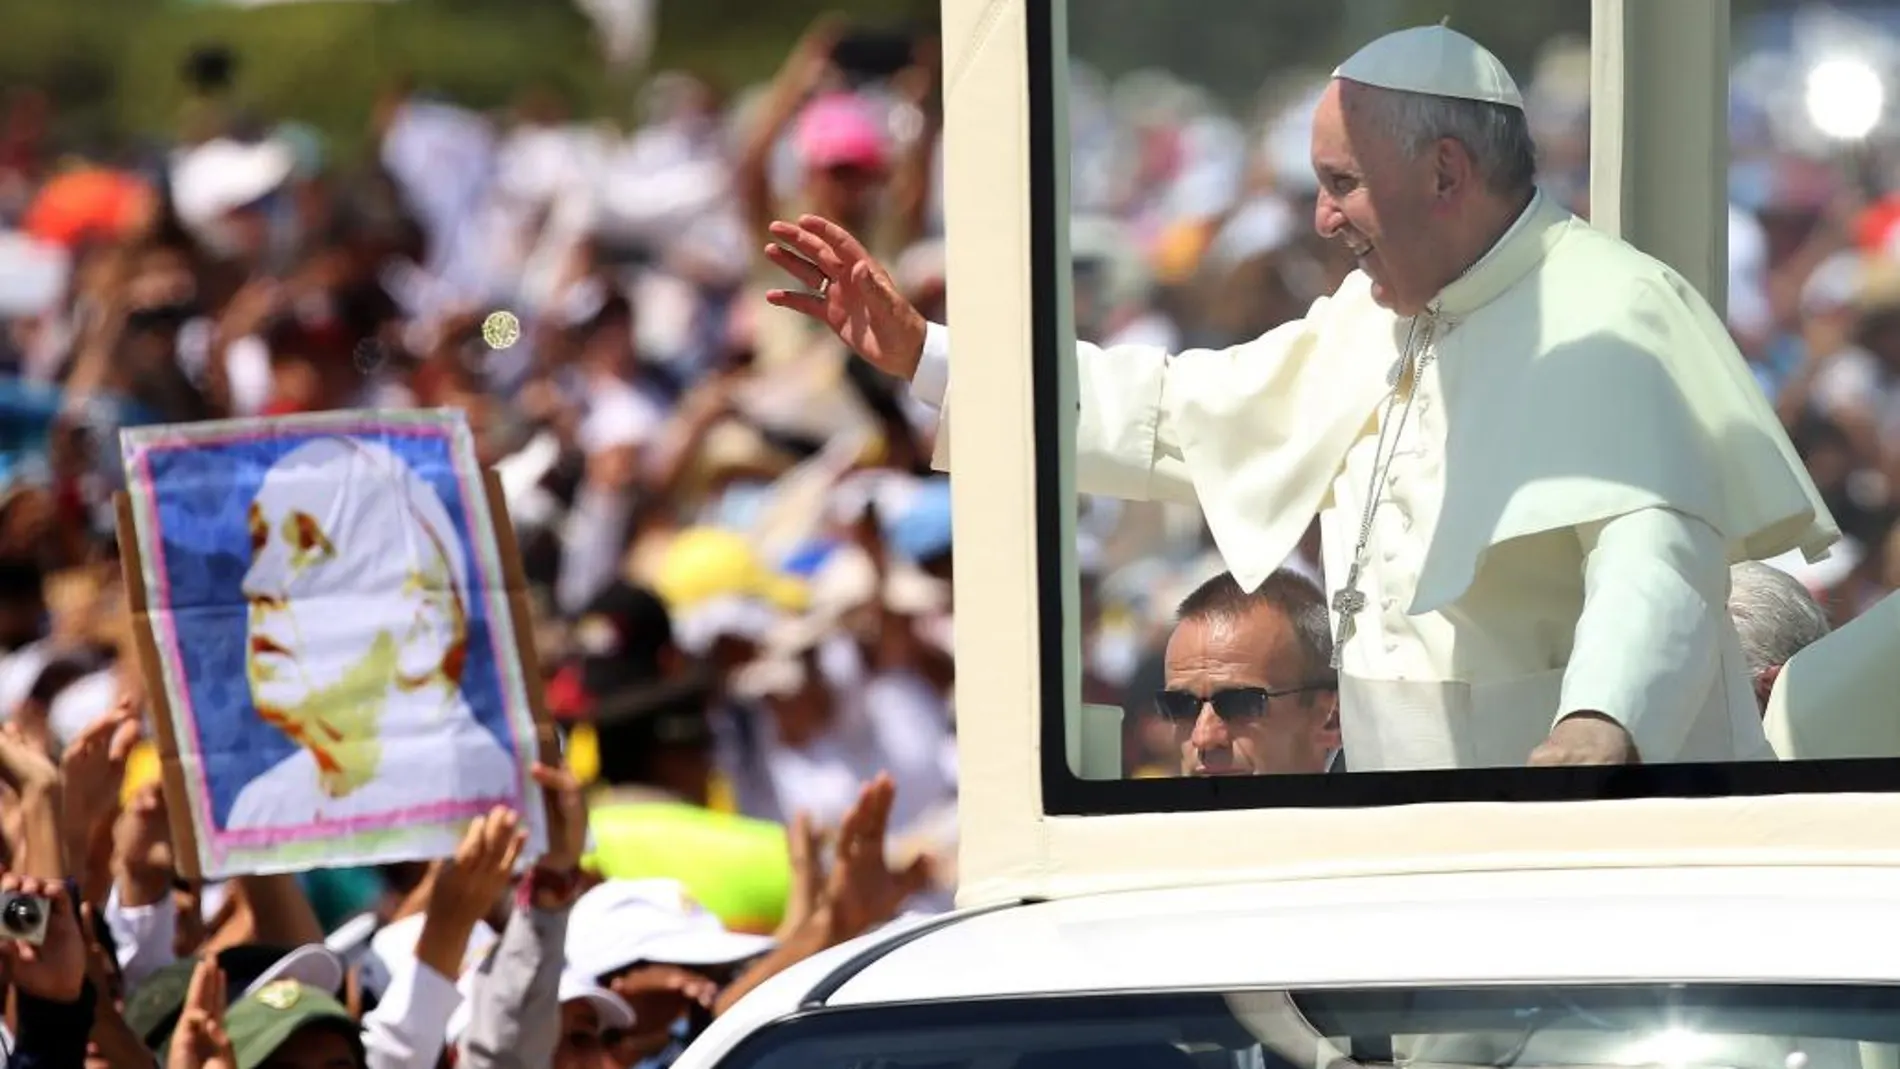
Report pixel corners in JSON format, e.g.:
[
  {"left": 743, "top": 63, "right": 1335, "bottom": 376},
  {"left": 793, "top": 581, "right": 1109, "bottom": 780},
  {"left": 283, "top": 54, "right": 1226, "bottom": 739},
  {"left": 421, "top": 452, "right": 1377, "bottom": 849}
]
[{"left": 0, "top": 891, "right": 47, "bottom": 945}]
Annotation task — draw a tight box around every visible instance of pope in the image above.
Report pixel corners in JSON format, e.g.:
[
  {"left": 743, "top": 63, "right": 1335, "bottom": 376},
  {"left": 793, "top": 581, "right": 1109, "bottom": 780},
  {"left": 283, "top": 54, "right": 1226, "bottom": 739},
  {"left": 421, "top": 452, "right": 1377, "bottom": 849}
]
[{"left": 761, "top": 25, "right": 1838, "bottom": 771}]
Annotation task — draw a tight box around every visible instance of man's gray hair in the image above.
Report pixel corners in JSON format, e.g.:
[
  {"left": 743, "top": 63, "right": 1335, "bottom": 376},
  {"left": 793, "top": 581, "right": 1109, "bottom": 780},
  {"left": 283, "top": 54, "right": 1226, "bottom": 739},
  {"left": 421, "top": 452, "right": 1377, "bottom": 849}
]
[
  {"left": 1357, "top": 86, "right": 1538, "bottom": 197},
  {"left": 1728, "top": 561, "right": 1831, "bottom": 677},
  {"left": 1176, "top": 570, "right": 1335, "bottom": 685}
]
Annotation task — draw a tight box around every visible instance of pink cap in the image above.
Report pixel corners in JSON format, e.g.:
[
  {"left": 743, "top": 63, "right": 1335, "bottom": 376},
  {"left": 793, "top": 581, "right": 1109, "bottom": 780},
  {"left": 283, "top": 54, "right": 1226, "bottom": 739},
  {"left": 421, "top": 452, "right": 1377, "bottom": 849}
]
[{"left": 796, "top": 93, "right": 889, "bottom": 172}]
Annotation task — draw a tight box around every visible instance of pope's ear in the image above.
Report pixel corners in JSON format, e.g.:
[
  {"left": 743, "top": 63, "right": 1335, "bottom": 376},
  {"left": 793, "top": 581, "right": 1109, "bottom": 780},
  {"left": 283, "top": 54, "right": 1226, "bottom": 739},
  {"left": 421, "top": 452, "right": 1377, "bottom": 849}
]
[{"left": 1431, "top": 136, "right": 1474, "bottom": 199}]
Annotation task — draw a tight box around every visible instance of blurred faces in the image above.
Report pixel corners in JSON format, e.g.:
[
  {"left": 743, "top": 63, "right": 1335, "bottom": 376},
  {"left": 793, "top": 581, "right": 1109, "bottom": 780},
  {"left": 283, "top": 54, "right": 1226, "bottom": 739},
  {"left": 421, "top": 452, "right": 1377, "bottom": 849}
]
[
  {"left": 556, "top": 1001, "right": 622, "bottom": 1069},
  {"left": 806, "top": 160, "right": 885, "bottom": 231},
  {"left": 1309, "top": 80, "right": 1485, "bottom": 316},
  {"left": 261, "top": 1025, "right": 360, "bottom": 1069},
  {"left": 1162, "top": 608, "right": 1338, "bottom": 776}
]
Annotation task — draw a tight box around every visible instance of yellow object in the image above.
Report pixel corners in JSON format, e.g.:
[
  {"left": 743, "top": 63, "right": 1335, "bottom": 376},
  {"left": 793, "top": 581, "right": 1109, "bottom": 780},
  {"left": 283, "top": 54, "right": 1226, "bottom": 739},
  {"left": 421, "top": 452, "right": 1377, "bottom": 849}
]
[
  {"left": 122, "top": 739, "right": 162, "bottom": 803},
  {"left": 567, "top": 723, "right": 600, "bottom": 786},
  {"left": 651, "top": 528, "right": 808, "bottom": 613},
  {"left": 582, "top": 801, "right": 791, "bottom": 935}
]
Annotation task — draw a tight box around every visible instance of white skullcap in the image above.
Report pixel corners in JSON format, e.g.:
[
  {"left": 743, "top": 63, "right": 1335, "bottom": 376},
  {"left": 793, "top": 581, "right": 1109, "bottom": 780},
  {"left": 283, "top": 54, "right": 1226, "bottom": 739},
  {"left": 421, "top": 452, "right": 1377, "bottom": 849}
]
[{"left": 1333, "top": 25, "right": 1524, "bottom": 110}]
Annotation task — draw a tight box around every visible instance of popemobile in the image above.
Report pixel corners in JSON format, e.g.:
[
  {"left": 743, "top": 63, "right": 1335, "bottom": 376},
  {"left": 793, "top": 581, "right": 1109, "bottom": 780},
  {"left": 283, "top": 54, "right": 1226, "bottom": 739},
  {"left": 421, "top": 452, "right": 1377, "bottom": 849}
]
[{"left": 677, "top": 3, "right": 1900, "bottom": 1069}]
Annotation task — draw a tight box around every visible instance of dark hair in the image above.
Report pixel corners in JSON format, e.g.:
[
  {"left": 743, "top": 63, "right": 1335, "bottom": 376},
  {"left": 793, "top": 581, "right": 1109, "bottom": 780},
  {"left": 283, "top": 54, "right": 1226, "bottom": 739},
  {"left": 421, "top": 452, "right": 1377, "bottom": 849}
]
[{"left": 1176, "top": 569, "right": 1335, "bottom": 686}]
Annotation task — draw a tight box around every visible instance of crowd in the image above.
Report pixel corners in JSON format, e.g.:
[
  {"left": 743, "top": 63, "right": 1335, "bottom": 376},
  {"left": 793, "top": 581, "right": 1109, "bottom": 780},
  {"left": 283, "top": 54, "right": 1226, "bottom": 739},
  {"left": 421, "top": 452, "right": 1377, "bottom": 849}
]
[{"left": 0, "top": 4, "right": 1894, "bottom": 1064}]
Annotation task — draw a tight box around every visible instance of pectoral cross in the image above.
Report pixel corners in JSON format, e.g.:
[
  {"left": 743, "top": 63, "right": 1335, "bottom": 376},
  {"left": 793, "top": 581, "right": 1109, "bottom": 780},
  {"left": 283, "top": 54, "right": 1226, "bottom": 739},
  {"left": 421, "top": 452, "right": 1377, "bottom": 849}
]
[{"left": 1330, "top": 561, "right": 1367, "bottom": 670}]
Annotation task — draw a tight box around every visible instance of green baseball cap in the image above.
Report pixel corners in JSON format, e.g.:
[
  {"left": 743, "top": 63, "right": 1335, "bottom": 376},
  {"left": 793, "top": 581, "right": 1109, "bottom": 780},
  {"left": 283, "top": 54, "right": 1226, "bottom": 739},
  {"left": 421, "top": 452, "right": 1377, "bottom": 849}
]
[{"left": 224, "top": 981, "right": 362, "bottom": 1069}]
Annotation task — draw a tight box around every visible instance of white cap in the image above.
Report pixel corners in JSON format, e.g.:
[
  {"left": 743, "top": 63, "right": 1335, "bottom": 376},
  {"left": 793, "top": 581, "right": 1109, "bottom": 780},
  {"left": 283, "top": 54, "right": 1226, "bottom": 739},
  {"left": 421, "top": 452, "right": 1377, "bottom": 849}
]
[
  {"left": 1333, "top": 25, "right": 1524, "bottom": 110},
  {"left": 672, "top": 595, "right": 782, "bottom": 656},
  {"left": 565, "top": 879, "right": 774, "bottom": 981},
  {"left": 242, "top": 944, "right": 346, "bottom": 1000},
  {"left": 169, "top": 137, "right": 296, "bottom": 230},
  {"left": 47, "top": 669, "right": 117, "bottom": 749}
]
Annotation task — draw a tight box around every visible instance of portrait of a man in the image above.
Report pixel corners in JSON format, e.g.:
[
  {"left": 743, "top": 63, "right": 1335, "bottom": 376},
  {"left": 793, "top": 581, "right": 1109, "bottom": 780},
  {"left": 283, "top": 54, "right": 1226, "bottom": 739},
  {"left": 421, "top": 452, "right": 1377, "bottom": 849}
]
[{"left": 121, "top": 410, "right": 546, "bottom": 877}]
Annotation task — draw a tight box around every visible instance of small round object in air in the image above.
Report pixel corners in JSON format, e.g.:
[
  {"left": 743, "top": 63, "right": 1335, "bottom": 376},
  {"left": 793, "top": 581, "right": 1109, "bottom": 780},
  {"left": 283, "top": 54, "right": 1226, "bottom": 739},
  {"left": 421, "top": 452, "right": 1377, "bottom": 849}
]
[{"left": 482, "top": 311, "right": 522, "bottom": 350}]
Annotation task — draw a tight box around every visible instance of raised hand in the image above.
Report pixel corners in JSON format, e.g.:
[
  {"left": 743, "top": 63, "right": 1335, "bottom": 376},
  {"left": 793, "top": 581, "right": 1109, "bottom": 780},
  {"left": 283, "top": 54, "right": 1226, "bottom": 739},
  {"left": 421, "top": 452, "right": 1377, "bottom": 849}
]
[
  {"left": 529, "top": 762, "right": 586, "bottom": 876},
  {"left": 765, "top": 215, "right": 929, "bottom": 380},
  {"left": 167, "top": 956, "right": 237, "bottom": 1069},
  {"left": 821, "top": 774, "right": 932, "bottom": 941},
  {"left": 415, "top": 807, "right": 525, "bottom": 979}
]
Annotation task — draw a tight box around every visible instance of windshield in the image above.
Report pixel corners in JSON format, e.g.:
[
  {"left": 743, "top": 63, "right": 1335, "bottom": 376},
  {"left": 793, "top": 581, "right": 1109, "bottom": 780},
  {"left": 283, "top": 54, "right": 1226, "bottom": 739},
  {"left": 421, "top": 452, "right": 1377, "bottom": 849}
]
[{"left": 721, "top": 986, "right": 1900, "bottom": 1069}]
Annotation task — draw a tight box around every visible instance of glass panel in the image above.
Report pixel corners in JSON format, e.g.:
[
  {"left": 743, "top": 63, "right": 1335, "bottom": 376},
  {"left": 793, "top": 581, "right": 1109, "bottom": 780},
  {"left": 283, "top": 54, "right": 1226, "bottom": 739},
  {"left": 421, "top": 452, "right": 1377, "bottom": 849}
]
[
  {"left": 1040, "top": 1, "right": 1900, "bottom": 810},
  {"left": 719, "top": 985, "right": 1900, "bottom": 1069}
]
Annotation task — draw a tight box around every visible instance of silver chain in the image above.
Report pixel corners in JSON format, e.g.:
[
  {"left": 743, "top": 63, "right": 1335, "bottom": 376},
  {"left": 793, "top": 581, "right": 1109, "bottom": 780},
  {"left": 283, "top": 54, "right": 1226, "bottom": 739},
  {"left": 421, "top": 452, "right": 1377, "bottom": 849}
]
[{"left": 1330, "top": 314, "right": 1439, "bottom": 669}]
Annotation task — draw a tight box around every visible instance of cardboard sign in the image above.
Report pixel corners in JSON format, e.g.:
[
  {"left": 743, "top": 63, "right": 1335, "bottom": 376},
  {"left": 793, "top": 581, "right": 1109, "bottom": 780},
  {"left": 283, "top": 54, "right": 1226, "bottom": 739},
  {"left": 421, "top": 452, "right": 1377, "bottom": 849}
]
[{"left": 116, "top": 409, "right": 557, "bottom": 879}]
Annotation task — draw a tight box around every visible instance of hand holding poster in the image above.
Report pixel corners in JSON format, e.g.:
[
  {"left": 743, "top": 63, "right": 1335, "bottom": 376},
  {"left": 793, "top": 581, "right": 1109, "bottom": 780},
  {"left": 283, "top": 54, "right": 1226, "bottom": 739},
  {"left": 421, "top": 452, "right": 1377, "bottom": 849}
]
[{"left": 116, "top": 409, "right": 555, "bottom": 880}]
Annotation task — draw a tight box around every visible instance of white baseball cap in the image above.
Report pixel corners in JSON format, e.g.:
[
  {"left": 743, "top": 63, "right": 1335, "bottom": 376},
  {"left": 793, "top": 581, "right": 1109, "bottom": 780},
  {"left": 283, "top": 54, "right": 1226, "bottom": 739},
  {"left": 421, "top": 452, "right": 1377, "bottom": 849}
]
[{"left": 565, "top": 879, "right": 774, "bottom": 982}]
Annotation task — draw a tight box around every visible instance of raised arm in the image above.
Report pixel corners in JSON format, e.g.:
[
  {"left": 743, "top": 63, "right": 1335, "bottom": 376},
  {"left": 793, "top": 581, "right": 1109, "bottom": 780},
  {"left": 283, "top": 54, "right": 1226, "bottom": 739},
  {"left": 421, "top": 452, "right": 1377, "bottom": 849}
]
[{"left": 760, "top": 214, "right": 1296, "bottom": 505}]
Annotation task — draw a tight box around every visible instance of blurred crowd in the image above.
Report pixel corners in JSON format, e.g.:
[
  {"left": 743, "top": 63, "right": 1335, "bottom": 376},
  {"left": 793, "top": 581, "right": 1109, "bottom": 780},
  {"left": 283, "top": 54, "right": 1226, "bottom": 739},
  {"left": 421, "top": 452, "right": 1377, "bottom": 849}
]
[{"left": 0, "top": 2, "right": 1898, "bottom": 1062}]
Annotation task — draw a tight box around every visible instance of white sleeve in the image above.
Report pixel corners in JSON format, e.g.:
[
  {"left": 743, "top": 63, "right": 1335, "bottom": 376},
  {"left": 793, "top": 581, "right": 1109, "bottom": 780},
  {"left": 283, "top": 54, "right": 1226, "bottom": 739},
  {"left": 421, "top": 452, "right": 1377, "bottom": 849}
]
[
  {"left": 910, "top": 322, "right": 952, "bottom": 407},
  {"left": 361, "top": 961, "right": 465, "bottom": 1069},
  {"left": 1557, "top": 507, "right": 1726, "bottom": 761},
  {"left": 104, "top": 883, "right": 177, "bottom": 991},
  {"left": 911, "top": 321, "right": 1193, "bottom": 503}
]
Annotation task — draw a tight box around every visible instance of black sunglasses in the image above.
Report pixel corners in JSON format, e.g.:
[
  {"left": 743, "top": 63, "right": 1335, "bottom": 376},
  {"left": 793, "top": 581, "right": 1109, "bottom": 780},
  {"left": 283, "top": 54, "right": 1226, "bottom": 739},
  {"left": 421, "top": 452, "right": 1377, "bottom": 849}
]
[{"left": 1154, "top": 684, "right": 1333, "bottom": 723}]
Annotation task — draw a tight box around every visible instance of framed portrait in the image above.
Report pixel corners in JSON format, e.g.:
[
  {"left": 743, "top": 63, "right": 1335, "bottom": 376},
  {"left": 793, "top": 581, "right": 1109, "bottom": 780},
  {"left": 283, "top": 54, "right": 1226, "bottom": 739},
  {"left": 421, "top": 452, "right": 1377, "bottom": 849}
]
[{"left": 117, "top": 409, "right": 555, "bottom": 879}]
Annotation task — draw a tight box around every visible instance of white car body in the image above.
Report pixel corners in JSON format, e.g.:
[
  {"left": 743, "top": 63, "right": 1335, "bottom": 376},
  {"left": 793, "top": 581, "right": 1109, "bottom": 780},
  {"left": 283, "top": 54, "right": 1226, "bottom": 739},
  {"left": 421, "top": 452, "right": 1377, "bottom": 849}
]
[{"left": 677, "top": 865, "right": 1900, "bottom": 1069}]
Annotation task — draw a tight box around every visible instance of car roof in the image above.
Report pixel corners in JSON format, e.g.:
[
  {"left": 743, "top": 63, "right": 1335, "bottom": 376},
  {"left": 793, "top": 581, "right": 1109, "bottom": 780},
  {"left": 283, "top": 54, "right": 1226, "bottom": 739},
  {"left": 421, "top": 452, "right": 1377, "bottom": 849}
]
[{"left": 673, "top": 865, "right": 1900, "bottom": 1069}]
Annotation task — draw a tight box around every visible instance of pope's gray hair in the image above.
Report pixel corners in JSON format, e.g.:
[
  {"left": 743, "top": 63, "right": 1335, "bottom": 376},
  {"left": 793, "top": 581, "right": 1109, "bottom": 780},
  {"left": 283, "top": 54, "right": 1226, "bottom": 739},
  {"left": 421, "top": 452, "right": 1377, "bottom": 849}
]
[
  {"left": 1728, "top": 561, "right": 1831, "bottom": 677},
  {"left": 1357, "top": 85, "right": 1538, "bottom": 197}
]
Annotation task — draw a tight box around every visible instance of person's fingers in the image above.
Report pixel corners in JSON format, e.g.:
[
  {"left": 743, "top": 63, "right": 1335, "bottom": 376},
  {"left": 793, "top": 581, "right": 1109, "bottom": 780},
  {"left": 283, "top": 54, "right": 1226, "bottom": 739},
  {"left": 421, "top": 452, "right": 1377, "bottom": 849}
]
[
  {"left": 108, "top": 714, "right": 142, "bottom": 764},
  {"left": 184, "top": 954, "right": 217, "bottom": 1014},
  {"left": 766, "top": 220, "right": 849, "bottom": 277},
  {"left": 764, "top": 290, "right": 832, "bottom": 322},
  {"left": 497, "top": 827, "right": 527, "bottom": 876},
  {"left": 455, "top": 814, "right": 488, "bottom": 864},
  {"left": 764, "top": 244, "right": 829, "bottom": 290},
  {"left": 528, "top": 762, "right": 565, "bottom": 793},
  {"left": 897, "top": 854, "right": 933, "bottom": 898},
  {"left": 802, "top": 215, "right": 874, "bottom": 268}
]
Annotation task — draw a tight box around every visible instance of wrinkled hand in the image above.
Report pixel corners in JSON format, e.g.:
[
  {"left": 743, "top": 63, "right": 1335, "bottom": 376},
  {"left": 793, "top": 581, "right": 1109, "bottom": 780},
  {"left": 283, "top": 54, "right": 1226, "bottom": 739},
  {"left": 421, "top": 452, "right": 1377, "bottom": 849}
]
[
  {"left": 61, "top": 701, "right": 141, "bottom": 840},
  {"left": 765, "top": 216, "right": 927, "bottom": 380},
  {"left": 0, "top": 874, "right": 85, "bottom": 1002},
  {"left": 530, "top": 762, "right": 587, "bottom": 876},
  {"left": 821, "top": 774, "right": 931, "bottom": 942},
  {"left": 167, "top": 956, "right": 237, "bottom": 1069},
  {"left": 1528, "top": 713, "right": 1640, "bottom": 767}
]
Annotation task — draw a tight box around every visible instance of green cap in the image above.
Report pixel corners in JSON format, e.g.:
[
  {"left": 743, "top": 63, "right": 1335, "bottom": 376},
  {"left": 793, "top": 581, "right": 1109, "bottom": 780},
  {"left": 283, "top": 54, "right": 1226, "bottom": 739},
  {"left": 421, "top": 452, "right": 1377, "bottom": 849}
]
[{"left": 224, "top": 981, "right": 361, "bottom": 1069}]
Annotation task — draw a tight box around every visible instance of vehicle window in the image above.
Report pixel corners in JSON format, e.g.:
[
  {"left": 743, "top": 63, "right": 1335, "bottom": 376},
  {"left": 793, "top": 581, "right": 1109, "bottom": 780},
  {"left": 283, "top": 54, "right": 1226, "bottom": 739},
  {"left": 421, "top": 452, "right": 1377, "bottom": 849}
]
[
  {"left": 722, "top": 985, "right": 1900, "bottom": 1069},
  {"left": 1035, "top": 0, "right": 1898, "bottom": 813}
]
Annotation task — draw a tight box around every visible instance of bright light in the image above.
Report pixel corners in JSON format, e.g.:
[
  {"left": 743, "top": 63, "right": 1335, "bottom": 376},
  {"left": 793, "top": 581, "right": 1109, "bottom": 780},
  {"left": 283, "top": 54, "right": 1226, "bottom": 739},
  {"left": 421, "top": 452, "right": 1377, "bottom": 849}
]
[
  {"left": 1617, "top": 1026, "right": 1718, "bottom": 1068},
  {"left": 1805, "top": 57, "right": 1886, "bottom": 141}
]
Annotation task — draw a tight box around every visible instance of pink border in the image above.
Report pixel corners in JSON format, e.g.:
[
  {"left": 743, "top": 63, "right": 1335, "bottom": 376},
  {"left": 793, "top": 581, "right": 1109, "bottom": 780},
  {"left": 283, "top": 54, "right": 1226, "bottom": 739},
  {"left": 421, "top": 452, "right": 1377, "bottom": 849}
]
[{"left": 131, "top": 420, "right": 535, "bottom": 866}]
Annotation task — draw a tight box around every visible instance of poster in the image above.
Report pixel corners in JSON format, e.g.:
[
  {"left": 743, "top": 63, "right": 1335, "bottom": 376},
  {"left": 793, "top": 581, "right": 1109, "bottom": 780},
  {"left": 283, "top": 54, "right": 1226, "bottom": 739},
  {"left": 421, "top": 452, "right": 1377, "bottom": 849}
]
[{"left": 117, "top": 409, "right": 553, "bottom": 879}]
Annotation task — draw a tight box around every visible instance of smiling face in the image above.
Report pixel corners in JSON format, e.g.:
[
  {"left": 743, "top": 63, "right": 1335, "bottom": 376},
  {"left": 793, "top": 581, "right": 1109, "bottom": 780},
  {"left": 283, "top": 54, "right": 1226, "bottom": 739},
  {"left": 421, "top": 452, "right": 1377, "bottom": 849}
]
[
  {"left": 1309, "top": 80, "right": 1465, "bottom": 316},
  {"left": 240, "top": 438, "right": 468, "bottom": 786}
]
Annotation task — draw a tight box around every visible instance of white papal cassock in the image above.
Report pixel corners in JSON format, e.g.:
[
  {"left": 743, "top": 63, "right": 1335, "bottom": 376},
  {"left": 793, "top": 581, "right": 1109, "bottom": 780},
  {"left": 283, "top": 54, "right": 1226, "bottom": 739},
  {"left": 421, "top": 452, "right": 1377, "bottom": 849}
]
[{"left": 914, "top": 191, "right": 1838, "bottom": 770}]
